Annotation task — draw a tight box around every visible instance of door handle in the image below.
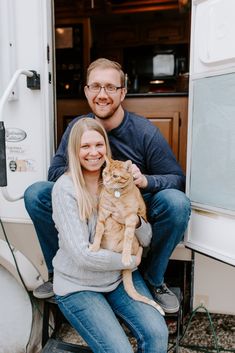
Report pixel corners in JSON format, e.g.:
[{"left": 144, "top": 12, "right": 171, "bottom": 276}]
[{"left": 0, "top": 69, "right": 40, "bottom": 202}]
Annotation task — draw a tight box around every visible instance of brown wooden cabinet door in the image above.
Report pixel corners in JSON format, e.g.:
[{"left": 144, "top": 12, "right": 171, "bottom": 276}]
[
  {"left": 145, "top": 112, "right": 180, "bottom": 159},
  {"left": 122, "top": 96, "right": 188, "bottom": 171}
]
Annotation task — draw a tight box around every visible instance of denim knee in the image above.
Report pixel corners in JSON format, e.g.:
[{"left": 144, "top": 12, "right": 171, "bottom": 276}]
[
  {"left": 24, "top": 181, "right": 54, "bottom": 216},
  {"left": 147, "top": 189, "right": 191, "bottom": 226},
  {"left": 136, "top": 312, "right": 168, "bottom": 353},
  {"left": 143, "top": 323, "right": 168, "bottom": 353}
]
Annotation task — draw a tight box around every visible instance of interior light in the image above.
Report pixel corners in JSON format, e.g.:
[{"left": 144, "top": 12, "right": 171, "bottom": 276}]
[{"left": 56, "top": 28, "right": 65, "bottom": 35}]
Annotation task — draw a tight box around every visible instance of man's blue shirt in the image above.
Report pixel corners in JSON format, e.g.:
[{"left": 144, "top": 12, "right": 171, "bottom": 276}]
[{"left": 48, "top": 110, "right": 185, "bottom": 192}]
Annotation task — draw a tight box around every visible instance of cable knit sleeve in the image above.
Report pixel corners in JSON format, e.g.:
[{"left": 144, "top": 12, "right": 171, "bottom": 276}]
[
  {"left": 135, "top": 217, "right": 152, "bottom": 247},
  {"left": 52, "top": 175, "right": 136, "bottom": 272}
]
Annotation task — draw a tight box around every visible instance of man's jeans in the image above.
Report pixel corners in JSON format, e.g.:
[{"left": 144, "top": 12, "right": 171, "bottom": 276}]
[
  {"left": 143, "top": 190, "right": 191, "bottom": 287},
  {"left": 55, "top": 270, "right": 168, "bottom": 353},
  {"left": 24, "top": 181, "right": 191, "bottom": 284}
]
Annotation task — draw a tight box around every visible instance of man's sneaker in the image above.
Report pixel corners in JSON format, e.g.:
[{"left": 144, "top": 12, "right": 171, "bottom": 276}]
[
  {"left": 151, "top": 283, "right": 180, "bottom": 314},
  {"left": 33, "top": 280, "right": 54, "bottom": 299}
]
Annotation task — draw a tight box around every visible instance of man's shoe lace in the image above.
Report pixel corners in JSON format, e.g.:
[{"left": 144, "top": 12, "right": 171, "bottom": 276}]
[{"left": 154, "top": 284, "right": 173, "bottom": 295}]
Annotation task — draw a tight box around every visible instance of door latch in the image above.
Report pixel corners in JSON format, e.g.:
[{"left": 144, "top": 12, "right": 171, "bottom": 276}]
[{"left": 27, "top": 70, "right": 41, "bottom": 90}]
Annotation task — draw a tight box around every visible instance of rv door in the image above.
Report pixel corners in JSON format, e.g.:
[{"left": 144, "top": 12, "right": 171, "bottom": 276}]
[
  {"left": 186, "top": 0, "right": 235, "bottom": 266},
  {"left": 0, "top": 0, "right": 55, "bottom": 221},
  {"left": 0, "top": 1, "right": 55, "bottom": 351}
]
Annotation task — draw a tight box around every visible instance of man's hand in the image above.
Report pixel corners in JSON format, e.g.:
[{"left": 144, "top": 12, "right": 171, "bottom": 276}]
[{"left": 132, "top": 164, "right": 148, "bottom": 189}]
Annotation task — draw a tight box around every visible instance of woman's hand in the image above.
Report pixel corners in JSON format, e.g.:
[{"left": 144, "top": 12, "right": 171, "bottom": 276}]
[
  {"left": 131, "top": 164, "right": 148, "bottom": 189},
  {"left": 135, "top": 246, "right": 143, "bottom": 266}
]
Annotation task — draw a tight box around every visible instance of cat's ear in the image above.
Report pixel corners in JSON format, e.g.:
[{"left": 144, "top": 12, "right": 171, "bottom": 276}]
[{"left": 124, "top": 160, "right": 132, "bottom": 172}]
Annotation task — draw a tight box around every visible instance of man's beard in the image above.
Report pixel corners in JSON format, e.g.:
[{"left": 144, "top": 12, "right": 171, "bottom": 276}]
[{"left": 92, "top": 103, "right": 120, "bottom": 120}]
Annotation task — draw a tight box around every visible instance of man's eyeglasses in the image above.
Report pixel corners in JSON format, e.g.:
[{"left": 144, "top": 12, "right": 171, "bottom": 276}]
[{"left": 86, "top": 83, "right": 123, "bottom": 94}]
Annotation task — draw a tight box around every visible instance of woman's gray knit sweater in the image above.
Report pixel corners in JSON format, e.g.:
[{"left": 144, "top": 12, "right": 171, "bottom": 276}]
[{"left": 52, "top": 174, "right": 152, "bottom": 296}]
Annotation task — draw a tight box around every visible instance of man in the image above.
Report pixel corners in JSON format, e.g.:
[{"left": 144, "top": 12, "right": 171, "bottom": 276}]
[{"left": 24, "top": 58, "right": 191, "bottom": 314}]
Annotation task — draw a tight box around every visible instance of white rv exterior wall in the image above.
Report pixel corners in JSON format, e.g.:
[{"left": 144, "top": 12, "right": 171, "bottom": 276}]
[
  {"left": 193, "top": 253, "right": 235, "bottom": 315},
  {"left": 186, "top": 0, "right": 235, "bottom": 314}
]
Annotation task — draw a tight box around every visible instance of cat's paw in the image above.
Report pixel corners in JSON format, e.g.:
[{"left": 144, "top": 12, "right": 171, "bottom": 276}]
[
  {"left": 89, "top": 243, "right": 100, "bottom": 252},
  {"left": 122, "top": 253, "right": 132, "bottom": 266}
]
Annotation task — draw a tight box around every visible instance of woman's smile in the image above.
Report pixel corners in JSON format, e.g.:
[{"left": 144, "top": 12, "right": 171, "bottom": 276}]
[{"left": 79, "top": 130, "right": 106, "bottom": 171}]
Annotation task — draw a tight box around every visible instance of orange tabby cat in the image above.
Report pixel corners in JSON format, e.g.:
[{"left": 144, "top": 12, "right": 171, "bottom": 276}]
[{"left": 89, "top": 157, "right": 164, "bottom": 315}]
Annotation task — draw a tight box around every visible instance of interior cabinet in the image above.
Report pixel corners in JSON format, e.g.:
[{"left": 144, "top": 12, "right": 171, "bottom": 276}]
[
  {"left": 54, "top": 0, "right": 104, "bottom": 18},
  {"left": 56, "top": 95, "right": 188, "bottom": 171},
  {"left": 145, "top": 112, "right": 180, "bottom": 159},
  {"left": 106, "top": 0, "right": 179, "bottom": 14},
  {"left": 142, "top": 19, "right": 189, "bottom": 44},
  {"left": 95, "top": 24, "right": 139, "bottom": 47},
  {"left": 94, "top": 15, "right": 189, "bottom": 49},
  {"left": 54, "top": 1, "right": 186, "bottom": 17},
  {"left": 122, "top": 96, "right": 188, "bottom": 171},
  {"left": 54, "top": 17, "right": 91, "bottom": 98}
]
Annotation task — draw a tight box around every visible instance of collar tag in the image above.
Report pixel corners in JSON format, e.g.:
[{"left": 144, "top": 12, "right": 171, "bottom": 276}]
[{"left": 114, "top": 190, "right": 121, "bottom": 198}]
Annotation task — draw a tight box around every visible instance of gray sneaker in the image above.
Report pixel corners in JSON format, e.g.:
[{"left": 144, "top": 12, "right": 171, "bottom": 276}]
[
  {"left": 151, "top": 283, "right": 180, "bottom": 314},
  {"left": 33, "top": 280, "right": 54, "bottom": 299}
]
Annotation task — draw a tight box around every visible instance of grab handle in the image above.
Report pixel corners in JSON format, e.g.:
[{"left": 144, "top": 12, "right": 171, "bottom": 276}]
[
  {"left": 0, "top": 122, "right": 7, "bottom": 186},
  {"left": 0, "top": 69, "right": 39, "bottom": 202}
]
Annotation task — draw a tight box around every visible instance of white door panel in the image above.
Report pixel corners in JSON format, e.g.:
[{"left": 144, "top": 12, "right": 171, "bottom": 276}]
[
  {"left": 186, "top": 0, "right": 235, "bottom": 266},
  {"left": 0, "top": 6, "right": 53, "bottom": 341},
  {"left": 192, "top": 0, "right": 235, "bottom": 76},
  {"left": 187, "top": 210, "right": 235, "bottom": 266},
  {"left": 0, "top": 0, "right": 55, "bottom": 222}
]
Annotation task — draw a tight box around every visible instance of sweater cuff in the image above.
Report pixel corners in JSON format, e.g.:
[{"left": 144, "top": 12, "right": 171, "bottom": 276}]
[{"left": 135, "top": 218, "right": 152, "bottom": 247}]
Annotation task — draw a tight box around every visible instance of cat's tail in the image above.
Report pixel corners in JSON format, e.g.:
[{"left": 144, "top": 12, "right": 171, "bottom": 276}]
[{"left": 122, "top": 270, "right": 165, "bottom": 316}]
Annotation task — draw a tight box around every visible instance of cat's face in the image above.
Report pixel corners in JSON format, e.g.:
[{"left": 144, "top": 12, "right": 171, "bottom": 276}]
[{"left": 102, "top": 158, "right": 133, "bottom": 190}]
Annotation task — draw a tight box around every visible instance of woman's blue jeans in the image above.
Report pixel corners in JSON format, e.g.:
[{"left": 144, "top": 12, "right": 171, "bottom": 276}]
[
  {"left": 24, "top": 181, "right": 191, "bottom": 284},
  {"left": 55, "top": 270, "right": 168, "bottom": 353}
]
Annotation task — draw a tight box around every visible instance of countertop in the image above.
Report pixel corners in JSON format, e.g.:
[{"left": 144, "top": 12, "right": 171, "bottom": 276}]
[{"left": 126, "top": 92, "right": 188, "bottom": 97}]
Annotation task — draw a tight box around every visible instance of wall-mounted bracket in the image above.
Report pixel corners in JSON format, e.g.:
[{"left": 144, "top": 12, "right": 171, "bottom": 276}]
[{"left": 26, "top": 70, "right": 40, "bottom": 90}]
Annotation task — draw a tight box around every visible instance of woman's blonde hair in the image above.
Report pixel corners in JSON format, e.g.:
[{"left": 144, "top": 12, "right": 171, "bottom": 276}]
[{"left": 68, "top": 117, "right": 111, "bottom": 220}]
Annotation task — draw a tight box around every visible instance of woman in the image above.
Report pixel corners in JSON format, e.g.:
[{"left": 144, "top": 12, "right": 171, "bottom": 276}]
[{"left": 52, "top": 117, "right": 168, "bottom": 353}]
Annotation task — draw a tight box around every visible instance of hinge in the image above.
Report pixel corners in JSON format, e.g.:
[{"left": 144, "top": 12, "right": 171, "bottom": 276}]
[{"left": 47, "top": 45, "right": 50, "bottom": 63}]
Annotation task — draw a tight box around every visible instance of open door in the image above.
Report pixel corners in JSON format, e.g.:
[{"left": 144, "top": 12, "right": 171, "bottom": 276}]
[
  {"left": 186, "top": 0, "right": 235, "bottom": 266},
  {"left": 0, "top": 1, "right": 55, "bottom": 351},
  {"left": 0, "top": 0, "right": 55, "bottom": 222}
]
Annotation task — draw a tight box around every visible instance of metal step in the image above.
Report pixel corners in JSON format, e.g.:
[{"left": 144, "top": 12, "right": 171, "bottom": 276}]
[
  {"left": 42, "top": 288, "right": 182, "bottom": 353},
  {"left": 41, "top": 338, "right": 92, "bottom": 353}
]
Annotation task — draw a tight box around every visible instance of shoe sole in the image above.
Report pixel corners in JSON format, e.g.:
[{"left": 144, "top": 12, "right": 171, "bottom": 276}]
[
  {"left": 33, "top": 291, "right": 54, "bottom": 299},
  {"left": 155, "top": 302, "right": 180, "bottom": 314},
  {"left": 162, "top": 306, "right": 180, "bottom": 314}
]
